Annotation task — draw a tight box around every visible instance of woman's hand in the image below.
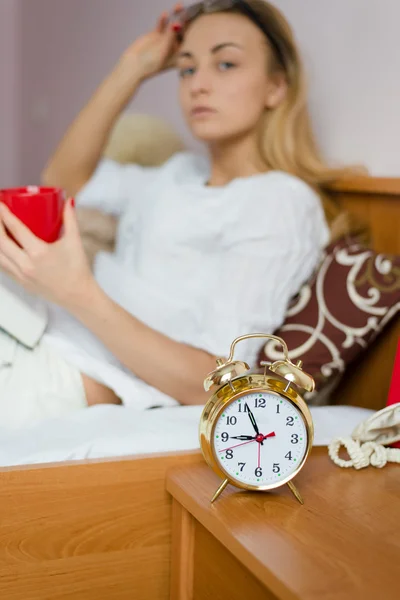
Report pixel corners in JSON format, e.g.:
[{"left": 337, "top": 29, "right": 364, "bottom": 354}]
[
  {"left": 120, "top": 3, "right": 184, "bottom": 80},
  {"left": 0, "top": 199, "right": 95, "bottom": 310}
]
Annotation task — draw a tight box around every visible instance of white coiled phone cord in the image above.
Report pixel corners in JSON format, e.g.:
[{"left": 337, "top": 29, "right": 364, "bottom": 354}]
[{"left": 328, "top": 438, "right": 400, "bottom": 469}]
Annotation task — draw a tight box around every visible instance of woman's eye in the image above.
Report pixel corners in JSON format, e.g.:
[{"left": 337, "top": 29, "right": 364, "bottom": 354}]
[
  {"left": 179, "top": 66, "right": 196, "bottom": 78},
  {"left": 218, "top": 61, "right": 236, "bottom": 71}
]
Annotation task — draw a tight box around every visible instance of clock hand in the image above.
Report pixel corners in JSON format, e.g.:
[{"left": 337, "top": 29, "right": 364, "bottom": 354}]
[
  {"left": 254, "top": 431, "right": 276, "bottom": 443},
  {"left": 255, "top": 431, "right": 275, "bottom": 473},
  {"left": 255, "top": 431, "right": 276, "bottom": 475},
  {"left": 219, "top": 439, "right": 257, "bottom": 452},
  {"left": 231, "top": 435, "right": 256, "bottom": 441},
  {"left": 246, "top": 403, "right": 262, "bottom": 443}
]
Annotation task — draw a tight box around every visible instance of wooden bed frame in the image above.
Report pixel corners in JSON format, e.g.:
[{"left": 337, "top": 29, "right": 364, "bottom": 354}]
[
  {"left": 327, "top": 176, "right": 400, "bottom": 410},
  {"left": 0, "top": 177, "right": 399, "bottom": 600}
]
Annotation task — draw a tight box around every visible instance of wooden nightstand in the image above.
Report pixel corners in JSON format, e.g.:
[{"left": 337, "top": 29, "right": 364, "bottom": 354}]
[{"left": 167, "top": 447, "right": 400, "bottom": 600}]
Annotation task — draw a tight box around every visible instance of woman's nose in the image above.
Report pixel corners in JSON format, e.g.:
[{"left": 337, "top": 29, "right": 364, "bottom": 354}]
[{"left": 189, "top": 68, "right": 213, "bottom": 96}]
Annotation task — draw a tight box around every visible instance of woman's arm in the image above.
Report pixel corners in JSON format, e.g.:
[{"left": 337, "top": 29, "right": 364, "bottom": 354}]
[
  {"left": 0, "top": 200, "right": 214, "bottom": 406},
  {"left": 42, "top": 63, "right": 144, "bottom": 197},
  {"left": 70, "top": 280, "right": 215, "bottom": 405},
  {"left": 42, "top": 9, "right": 182, "bottom": 197}
]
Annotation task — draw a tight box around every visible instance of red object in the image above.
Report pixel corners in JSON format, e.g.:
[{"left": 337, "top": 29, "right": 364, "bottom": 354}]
[
  {"left": 387, "top": 339, "right": 400, "bottom": 448},
  {"left": 0, "top": 186, "right": 65, "bottom": 243},
  {"left": 256, "top": 432, "right": 276, "bottom": 443},
  {"left": 219, "top": 440, "right": 256, "bottom": 452}
]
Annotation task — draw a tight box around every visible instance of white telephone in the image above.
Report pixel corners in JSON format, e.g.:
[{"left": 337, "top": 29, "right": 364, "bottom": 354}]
[{"left": 329, "top": 403, "right": 400, "bottom": 469}]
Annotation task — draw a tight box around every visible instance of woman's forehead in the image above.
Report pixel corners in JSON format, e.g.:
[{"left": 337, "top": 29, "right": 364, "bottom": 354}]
[{"left": 181, "top": 11, "right": 266, "bottom": 53}]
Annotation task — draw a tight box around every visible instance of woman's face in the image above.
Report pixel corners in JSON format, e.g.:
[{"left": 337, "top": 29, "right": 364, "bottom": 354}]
[{"left": 177, "top": 11, "right": 284, "bottom": 143}]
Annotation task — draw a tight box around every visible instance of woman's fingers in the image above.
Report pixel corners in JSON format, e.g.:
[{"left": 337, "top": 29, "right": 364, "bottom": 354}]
[
  {"left": 156, "top": 11, "right": 169, "bottom": 33},
  {"left": 173, "top": 3, "right": 184, "bottom": 15},
  {"left": 171, "top": 3, "right": 185, "bottom": 37},
  {"left": 0, "top": 214, "right": 31, "bottom": 277},
  {"left": 0, "top": 249, "right": 22, "bottom": 280},
  {"left": 0, "top": 204, "right": 44, "bottom": 256},
  {"left": 62, "top": 198, "right": 81, "bottom": 240},
  {"left": 0, "top": 200, "right": 92, "bottom": 306},
  {"left": 157, "top": 5, "right": 184, "bottom": 34}
]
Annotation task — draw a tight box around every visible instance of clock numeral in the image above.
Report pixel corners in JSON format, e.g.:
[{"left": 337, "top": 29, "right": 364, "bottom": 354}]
[
  {"left": 255, "top": 467, "right": 262, "bottom": 477},
  {"left": 226, "top": 416, "right": 237, "bottom": 426},
  {"left": 238, "top": 403, "right": 249, "bottom": 413},
  {"left": 225, "top": 449, "right": 233, "bottom": 460},
  {"left": 285, "top": 451, "right": 293, "bottom": 460},
  {"left": 273, "top": 463, "right": 280, "bottom": 474},
  {"left": 255, "top": 398, "right": 266, "bottom": 408},
  {"left": 238, "top": 462, "right": 246, "bottom": 472},
  {"left": 286, "top": 416, "right": 294, "bottom": 426},
  {"left": 276, "top": 404, "right": 281, "bottom": 414},
  {"left": 221, "top": 432, "right": 229, "bottom": 442},
  {"left": 291, "top": 434, "right": 299, "bottom": 444}
]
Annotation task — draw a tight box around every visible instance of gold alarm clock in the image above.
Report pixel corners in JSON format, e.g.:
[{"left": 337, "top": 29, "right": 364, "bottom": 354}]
[{"left": 199, "top": 334, "right": 315, "bottom": 504}]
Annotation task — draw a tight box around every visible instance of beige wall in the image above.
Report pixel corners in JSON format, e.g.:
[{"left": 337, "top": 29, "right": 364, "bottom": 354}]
[{"left": 277, "top": 0, "right": 400, "bottom": 175}]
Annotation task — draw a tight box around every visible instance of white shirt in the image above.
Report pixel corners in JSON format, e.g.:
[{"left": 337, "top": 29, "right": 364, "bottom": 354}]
[{"left": 43, "top": 152, "right": 329, "bottom": 409}]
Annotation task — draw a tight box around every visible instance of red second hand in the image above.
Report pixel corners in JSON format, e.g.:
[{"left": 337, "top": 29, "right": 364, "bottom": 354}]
[
  {"left": 258, "top": 441, "right": 261, "bottom": 468},
  {"left": 220, "top": 433, "right": 276, "bottom": 454},
  {"left": 219, "top": 439, "right": 256, "bottom": 453}
]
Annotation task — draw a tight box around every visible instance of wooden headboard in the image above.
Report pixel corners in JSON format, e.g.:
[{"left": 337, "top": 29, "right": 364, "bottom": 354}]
[{"left": 325, "top": 176, "right": 400, "bottom": 410}]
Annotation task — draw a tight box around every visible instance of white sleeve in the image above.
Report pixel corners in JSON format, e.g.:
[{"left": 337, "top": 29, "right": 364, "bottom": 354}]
[
  {"left": 197, "top": 180, "right": 330, "bottom": 365},
  {"left": 75, "top": 159, "right": 160, "bottom": 217}
]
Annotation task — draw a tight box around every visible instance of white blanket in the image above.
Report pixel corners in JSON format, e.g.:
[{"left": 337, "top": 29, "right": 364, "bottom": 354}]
[{"left": 0, "top": 405, "right": 374, "bottom": 467}]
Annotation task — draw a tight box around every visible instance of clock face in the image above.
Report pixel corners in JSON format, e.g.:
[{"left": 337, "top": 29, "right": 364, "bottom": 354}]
[{"left": 213, "top": 391, "right": 308, "bottom": 488}]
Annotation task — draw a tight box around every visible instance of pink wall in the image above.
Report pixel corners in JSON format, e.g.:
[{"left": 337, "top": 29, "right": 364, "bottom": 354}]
[
  {"left": 0, "top": 0, "right": 20, "bottom": 187},
  {"left": 4, "top": 0, "right": 400, "bottom": 183},
  {"left": 19, "top": 0, "right": 188, "bottom": 184}
]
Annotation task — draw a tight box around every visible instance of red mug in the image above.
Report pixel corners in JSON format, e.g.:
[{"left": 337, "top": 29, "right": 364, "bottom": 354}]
[{"left": 0, "top": 186, "right": 66, "bottom": 243}]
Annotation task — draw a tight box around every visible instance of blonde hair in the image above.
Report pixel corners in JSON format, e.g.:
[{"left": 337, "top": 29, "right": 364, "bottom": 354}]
[{"left": 190, "top": 0, "right": 365, "bottom": 239}]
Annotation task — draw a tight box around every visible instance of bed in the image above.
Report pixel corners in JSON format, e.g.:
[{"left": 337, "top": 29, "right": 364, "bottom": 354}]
[{"left": 0, "top": 176, "right": 399, "bottom": 600}]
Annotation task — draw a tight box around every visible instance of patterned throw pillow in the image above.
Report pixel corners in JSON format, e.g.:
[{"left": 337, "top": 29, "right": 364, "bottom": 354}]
[{"left": 258, "top": 238, "right": 400, "bottom": 404}]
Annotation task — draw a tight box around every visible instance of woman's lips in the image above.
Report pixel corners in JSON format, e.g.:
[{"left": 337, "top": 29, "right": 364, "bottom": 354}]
[{"left": 190, "top": 106, "right": 217, "bottom": 117}]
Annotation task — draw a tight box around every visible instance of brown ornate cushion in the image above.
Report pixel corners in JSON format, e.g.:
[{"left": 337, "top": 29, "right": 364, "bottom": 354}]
[{"left": 258, "top": 238, "right": 400, "bottom": 404}]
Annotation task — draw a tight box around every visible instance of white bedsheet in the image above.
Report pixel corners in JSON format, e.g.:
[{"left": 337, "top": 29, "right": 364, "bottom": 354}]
[{"left": 0, "top": 405, "right": 374, "bottom": 467}]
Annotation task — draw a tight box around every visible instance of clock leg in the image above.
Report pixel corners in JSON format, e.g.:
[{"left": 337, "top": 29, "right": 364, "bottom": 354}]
[
  {"left": 287, "top": 481, "right": 304, "bottom": 505},
  {"left": 211, "top": 478, "right": 229, "bottom": 503}
]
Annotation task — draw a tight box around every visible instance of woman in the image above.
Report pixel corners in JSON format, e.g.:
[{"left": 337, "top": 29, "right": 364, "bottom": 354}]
[{"left": 0, "top": 1, "right": 342, "bottom": 427}]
